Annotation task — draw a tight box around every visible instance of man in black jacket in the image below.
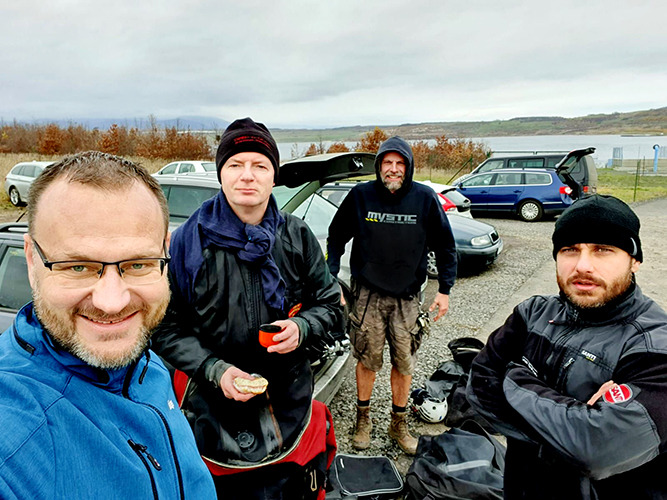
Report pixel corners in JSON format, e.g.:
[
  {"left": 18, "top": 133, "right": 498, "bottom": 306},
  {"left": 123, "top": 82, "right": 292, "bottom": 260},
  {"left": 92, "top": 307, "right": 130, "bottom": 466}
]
[
  {"left": 467, "top": 195, "right": 667, "bottom": 499},
  {"left": 153, "top": 118, "right": 341, "bottom": 499},
  {"left": 327, "top": 136, "right": 457, "bottom": 455}
]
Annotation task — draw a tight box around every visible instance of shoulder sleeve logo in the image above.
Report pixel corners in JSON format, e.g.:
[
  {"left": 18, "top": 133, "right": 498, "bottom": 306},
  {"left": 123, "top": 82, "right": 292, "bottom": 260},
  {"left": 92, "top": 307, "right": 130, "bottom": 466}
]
[{"left": 603, "top": 384, "right": 633, "bottom": 404}]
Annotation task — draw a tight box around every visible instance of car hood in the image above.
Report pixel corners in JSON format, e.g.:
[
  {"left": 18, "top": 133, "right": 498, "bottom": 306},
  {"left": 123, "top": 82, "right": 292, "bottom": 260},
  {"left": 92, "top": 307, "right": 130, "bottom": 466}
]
[{"left": 448, "top": 214, "right": 496, "bottom": 238}]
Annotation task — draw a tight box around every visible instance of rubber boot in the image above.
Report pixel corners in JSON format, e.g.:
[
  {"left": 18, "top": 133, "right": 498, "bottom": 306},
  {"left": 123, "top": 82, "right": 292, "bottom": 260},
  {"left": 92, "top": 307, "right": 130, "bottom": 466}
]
[
  {"left": 353, "top": 405, "right": 372, "bottom": 450},
  {"left": 388, "top": 410, "right": 418, "bottom": 455}
]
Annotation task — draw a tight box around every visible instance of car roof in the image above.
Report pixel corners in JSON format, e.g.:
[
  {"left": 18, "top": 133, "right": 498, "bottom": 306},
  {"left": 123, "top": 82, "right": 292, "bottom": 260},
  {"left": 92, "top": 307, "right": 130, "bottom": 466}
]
[
  {"left": 487, "top": 153, "right": 566, "bottom": 159},
  {"left": 471, "top": 168, "right": 555, "bottom": 174},
  {"left": 0, "top": 223, "right": 29, "bottom": 243},
  {"left": 154, "top": 174, "right": 221, "bottom": 187},
  {"left": 278, "top": 152, "right": 376, "bottom": 188},
  {"left": 13, "top": 161, "right": 53, "bottom": 167}
]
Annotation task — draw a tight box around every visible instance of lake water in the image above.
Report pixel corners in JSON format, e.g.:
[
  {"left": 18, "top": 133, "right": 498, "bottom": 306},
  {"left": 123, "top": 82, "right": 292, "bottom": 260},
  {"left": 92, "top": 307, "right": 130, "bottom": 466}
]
[{"left": 278, "top": 134, "right": 666, "bottom": 167}]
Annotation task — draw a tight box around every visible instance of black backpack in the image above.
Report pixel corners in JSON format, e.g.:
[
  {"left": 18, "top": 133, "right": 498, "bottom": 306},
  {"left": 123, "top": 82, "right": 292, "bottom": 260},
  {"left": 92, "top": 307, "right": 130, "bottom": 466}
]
[
  {"left": 404, "top": 420, "right": 505, "bottom": 500},
  {"left": 421, "top": 337, "right": 495, "bottom": 432}
]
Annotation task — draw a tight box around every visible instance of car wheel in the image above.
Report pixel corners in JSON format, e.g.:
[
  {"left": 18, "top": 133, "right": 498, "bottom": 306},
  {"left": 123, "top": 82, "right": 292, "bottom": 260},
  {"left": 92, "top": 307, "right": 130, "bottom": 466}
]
[
  {"left": 8, "top": 187, "right": 22, "bottom": 207},
  {"left": 426, "top": 250, "right": 438, "bottom": 279},
  {"left": 518, "top": 200, "right": 543, "bottom": 222}
]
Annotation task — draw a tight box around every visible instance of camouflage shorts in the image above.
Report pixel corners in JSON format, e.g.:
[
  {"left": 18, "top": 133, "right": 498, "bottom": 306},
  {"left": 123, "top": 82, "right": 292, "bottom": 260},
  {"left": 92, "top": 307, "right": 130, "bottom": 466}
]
[{"left": 348, "top": 285, "right": 422, "bottom": 375}]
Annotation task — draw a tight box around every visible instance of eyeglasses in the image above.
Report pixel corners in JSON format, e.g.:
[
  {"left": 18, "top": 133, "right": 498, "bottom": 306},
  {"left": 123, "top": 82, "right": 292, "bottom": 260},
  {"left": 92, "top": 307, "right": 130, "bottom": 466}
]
[{"left": 32, "top": 239, "right": 170, "bottom": 288}]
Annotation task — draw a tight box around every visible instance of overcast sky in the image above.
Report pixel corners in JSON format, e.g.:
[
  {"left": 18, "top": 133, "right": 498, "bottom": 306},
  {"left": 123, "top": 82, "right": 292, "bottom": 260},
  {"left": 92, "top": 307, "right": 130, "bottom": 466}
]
[{"left": 2, "top": 0, "right": 665, "bottom": 129}]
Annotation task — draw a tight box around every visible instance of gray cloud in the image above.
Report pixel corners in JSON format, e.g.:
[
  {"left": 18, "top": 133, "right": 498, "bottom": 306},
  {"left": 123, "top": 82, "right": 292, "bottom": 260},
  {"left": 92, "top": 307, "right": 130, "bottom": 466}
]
[{"left": 1, "top": 0, "right": 665, "bottom": 127}]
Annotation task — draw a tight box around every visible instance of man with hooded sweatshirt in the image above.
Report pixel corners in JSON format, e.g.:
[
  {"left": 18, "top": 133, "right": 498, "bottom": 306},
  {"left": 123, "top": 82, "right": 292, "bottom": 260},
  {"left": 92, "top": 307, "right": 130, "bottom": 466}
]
[
  {"left": 153, "top": 118, "right": 341, "bottom": 499},
  {"left": 326, "top": 136, "right": 457, "bottom": 455}
]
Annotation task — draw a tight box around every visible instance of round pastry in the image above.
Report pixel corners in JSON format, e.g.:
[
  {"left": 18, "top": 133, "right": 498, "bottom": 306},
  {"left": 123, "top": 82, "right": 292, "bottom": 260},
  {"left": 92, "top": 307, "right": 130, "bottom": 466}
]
[{"left": 233, "top": 375, "right": 269, "bottom": 394}]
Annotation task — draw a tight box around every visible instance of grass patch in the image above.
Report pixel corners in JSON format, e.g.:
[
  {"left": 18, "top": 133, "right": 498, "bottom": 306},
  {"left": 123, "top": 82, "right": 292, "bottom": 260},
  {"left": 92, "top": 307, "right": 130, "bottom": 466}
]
[
  {"left": 420, "top": 168, "right": 667, "bottom": 206},
  {"left": 596, "top": 169, "right": 667, "bottom": 204}
]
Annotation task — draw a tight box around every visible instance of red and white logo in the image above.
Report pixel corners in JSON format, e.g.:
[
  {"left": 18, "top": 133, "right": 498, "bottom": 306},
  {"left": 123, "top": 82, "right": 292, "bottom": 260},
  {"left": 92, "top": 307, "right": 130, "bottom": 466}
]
[{"left": 603, "top": 384, "right": 633, "bottom": 404}]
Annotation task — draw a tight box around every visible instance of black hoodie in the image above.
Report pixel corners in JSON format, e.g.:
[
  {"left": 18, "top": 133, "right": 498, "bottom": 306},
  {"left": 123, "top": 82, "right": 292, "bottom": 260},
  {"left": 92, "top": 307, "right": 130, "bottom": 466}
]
[{"left": 327, "top": 136, "right": 457, "bottom": 297}]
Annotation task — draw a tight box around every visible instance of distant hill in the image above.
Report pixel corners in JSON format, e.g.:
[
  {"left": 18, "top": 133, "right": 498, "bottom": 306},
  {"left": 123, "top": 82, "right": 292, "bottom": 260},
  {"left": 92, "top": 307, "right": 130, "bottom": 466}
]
[
  {"left": 10, "top": 107, "right": 666, "bottom": 140},
  {"left": 20, "top": 116, "right": 230, "bottom": 131},
  {"left": 270, "top": 107, "right": 667, "bottom": 142}
]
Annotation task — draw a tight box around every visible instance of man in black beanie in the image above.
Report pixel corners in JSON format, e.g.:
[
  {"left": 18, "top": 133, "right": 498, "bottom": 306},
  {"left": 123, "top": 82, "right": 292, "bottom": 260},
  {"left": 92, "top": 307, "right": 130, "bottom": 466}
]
[
  {"left": 467, "top": 194, "right": 667, "bottom": 499},
  {"left": 153, "top": 117, "right": 341, "bottom": 499}
]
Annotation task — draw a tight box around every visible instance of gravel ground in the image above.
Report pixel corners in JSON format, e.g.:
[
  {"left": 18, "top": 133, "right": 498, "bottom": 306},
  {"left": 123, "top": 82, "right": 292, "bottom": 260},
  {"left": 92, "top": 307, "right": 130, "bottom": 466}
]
[{"left": 327, "top": 214, "right": 558, "bottom": 477}]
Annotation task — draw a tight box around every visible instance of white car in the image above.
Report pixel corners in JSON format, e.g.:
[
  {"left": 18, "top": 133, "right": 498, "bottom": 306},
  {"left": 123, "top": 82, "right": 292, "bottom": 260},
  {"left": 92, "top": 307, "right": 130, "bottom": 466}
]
[
  {"left": 4, "top": 161, "right": 53, "bottom": 206},
  {"left": 153, "top": 160, "right": 216, "bottom": 176},
  {"left": 417, "top": 180, "right": 473, "bottom": 218}
]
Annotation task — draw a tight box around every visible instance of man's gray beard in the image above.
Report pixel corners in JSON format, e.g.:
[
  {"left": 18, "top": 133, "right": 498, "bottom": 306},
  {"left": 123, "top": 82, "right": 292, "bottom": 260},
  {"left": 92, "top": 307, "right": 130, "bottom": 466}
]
[
  {"left": 383, "top": 178, "right": 403, "bottom": 193},
  {"left": 32, "top": 287, "right": 168, "bottom": 370}
]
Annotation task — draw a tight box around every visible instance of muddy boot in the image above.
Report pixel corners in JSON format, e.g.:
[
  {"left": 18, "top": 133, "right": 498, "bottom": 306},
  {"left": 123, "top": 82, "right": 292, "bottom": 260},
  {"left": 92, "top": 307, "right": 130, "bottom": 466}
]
[
  {"left": 352, "top": 405, "right": 372, "bottom": 450},
  {"left": 388, "top": 410, "right": 418, "bottom": 455}
]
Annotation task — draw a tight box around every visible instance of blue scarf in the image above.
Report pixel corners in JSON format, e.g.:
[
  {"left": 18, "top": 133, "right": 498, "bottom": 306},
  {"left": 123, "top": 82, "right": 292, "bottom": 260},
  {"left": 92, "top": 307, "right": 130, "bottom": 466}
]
[{"left": 197, "top": 190, "right": 286, "bottom": 312}]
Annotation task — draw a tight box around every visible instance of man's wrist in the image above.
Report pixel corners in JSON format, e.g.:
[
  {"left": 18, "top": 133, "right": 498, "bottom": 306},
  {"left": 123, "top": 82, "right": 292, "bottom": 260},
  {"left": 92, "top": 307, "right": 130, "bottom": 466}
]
[{"left": 203, "top": 358, "right": 233, "bottom": 388}]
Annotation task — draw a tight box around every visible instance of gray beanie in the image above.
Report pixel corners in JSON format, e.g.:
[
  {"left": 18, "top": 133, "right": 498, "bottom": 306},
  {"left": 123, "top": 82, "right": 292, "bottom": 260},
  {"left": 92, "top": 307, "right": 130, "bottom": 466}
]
[{"left": 552, "top": 195, "right": 642, "bottom": 262}]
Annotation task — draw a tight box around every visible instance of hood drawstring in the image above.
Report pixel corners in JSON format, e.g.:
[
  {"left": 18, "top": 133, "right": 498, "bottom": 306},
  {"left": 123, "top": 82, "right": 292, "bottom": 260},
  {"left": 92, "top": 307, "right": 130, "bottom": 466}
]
[{"left": 139, "top": 349, "right": 151, "bottom": 384}]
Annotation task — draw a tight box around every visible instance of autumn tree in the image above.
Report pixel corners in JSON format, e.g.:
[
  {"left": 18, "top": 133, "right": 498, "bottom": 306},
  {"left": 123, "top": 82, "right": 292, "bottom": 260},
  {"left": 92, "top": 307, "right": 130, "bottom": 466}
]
[
  {"left": 62, "top": 124, "right": 98, "bottom": 153},
  {"left": 304, "top": 143, "right": 319, "bottom": 157},
  {"left": 98, "top": 124, "right": 123, "bottom": 155},
  {"left": 37, "top": 124, "right": 65, "bottom": 155},
  {"left": 326, "top": 142, "right": 350, "bottom": 153},
  {"left": 355, "top": 127, "right": 388, "bottom": 153}
]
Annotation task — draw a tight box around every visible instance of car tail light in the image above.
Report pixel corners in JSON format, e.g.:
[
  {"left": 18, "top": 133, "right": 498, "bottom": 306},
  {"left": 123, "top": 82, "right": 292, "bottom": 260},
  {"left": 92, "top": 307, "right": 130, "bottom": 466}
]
[
  {"left": 559, "top": 186, "right": 572, "bottom": 196},
  {"left": 438, "top": 193, "right": 457, "bottom": 212},
  {"left": 582, "top": 185, "right": 589, "bottom": 193}
]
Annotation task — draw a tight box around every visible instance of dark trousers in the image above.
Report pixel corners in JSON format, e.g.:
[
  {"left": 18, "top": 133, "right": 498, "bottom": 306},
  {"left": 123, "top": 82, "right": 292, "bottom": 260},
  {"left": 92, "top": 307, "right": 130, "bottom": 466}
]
[{"left": 213, "top": 452, "right": 327, "bottom": 500}]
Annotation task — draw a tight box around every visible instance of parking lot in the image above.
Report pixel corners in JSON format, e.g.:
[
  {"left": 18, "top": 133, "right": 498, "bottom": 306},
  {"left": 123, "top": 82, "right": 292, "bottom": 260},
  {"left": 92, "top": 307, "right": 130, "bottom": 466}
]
[{"left": 328, "top": 198, "right": 667, "bottom": 476}]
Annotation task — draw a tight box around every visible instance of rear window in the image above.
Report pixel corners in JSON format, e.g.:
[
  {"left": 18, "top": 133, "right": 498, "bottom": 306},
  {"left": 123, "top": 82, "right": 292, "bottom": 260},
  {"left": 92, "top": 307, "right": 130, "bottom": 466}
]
[
  {"left": 507, "top": 158, "right": 544, "bottom": 169},
  {"left": 524, "top": 173, "right": 552, "bottom": 185},
  {"left": 159, "top": 163, "right": 178, "bottom": 175},
  {"left": 11, "top": 164, "right": 26, "bottom": 176},
  {"left": 477, "top": 159, "right": 504, "bottom": 174},
  {"left": 165, "top": 185, "right": 219, "bottom": 222},
  {"left": 463, "top": 174, "right": 494, "bottom": 187},
  {"left": 546, "top": 156, "right": 565, "bottom": 168},
  {"left": 0, "top": 246, "right": 31, "bottom": 310},
  {"left": 318, "top": 188, "right": 349, "bottom": 207},
  {"left": 494, "top": 172, "right": 522, "bottom": 185},
  {"left": 203, "top": 162, "right": 216, "bottom": 172}
]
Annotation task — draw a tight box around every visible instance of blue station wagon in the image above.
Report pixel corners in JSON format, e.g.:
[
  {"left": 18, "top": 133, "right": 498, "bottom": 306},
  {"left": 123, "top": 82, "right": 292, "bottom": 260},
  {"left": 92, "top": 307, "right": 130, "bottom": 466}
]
[{"left": 453, "top": 168, "right": 573, "bottom": 221}]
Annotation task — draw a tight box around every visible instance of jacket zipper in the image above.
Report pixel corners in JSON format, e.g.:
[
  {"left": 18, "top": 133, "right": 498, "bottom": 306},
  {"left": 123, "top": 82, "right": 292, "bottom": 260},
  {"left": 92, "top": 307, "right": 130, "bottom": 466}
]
[
  {"left": 123, "top": 365, "right": 186, "bottom": 500},
  {"left": 246, "top": 266, "right": 263, "bottom": 334},
  {"left": 128, "top": 439, "right": 160, "bottom": 500},
  {"left": 549, "top": 312, "right": 581, "bottom": 391}
]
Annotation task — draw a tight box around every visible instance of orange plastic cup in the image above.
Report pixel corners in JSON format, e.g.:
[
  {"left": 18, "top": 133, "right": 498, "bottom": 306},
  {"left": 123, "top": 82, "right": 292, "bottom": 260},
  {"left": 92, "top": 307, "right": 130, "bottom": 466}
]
[{"left": 259, "top": 324, "right": 283, "bottom": 348}]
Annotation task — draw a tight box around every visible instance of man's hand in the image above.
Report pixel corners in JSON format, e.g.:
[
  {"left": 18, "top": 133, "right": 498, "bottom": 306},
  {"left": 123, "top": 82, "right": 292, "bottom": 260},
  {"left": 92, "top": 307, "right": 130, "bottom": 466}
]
[
  {"left": 339, "top": 283, "right": 346, "bottom": 306},
  {"left": 429, "top": 293, "right": 450, "bottom": 322},
  {"left": 587, "top": 380, "right": 616, "bottom": 406},
  {"left": 266, "top": 319, "right": 300, "bottom": 354},
  {"left": 219, "top": 366, "right": 259, "bottom": 402}
]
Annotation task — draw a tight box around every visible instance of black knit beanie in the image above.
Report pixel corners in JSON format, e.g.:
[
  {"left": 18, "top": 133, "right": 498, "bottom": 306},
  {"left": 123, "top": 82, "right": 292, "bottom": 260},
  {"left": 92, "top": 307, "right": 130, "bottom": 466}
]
[
  {"left": 552, "top": 194, "right": 642, "bottom": 262},
  {"left": 215, "top": 117, "right": 280, "bottom": 183}
]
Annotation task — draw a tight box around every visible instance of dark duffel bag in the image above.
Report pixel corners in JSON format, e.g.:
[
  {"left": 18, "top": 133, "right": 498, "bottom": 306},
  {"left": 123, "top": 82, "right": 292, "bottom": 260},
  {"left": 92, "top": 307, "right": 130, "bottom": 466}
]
[{"left": 404, "top": 420, "right": 505, "bottom": 500}]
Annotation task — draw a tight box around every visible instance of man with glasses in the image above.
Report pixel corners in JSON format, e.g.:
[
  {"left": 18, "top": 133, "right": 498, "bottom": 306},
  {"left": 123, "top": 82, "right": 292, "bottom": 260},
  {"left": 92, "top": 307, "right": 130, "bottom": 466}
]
[{"left": 0, "top": 151, "right": 216, "bottom": 499}]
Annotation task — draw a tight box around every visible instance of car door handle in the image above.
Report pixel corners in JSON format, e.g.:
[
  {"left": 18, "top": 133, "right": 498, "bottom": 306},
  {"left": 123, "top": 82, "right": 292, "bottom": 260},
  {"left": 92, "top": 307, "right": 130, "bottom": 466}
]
[{"left": 513, "top": 190, "right": 522, "bottom": 193}]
